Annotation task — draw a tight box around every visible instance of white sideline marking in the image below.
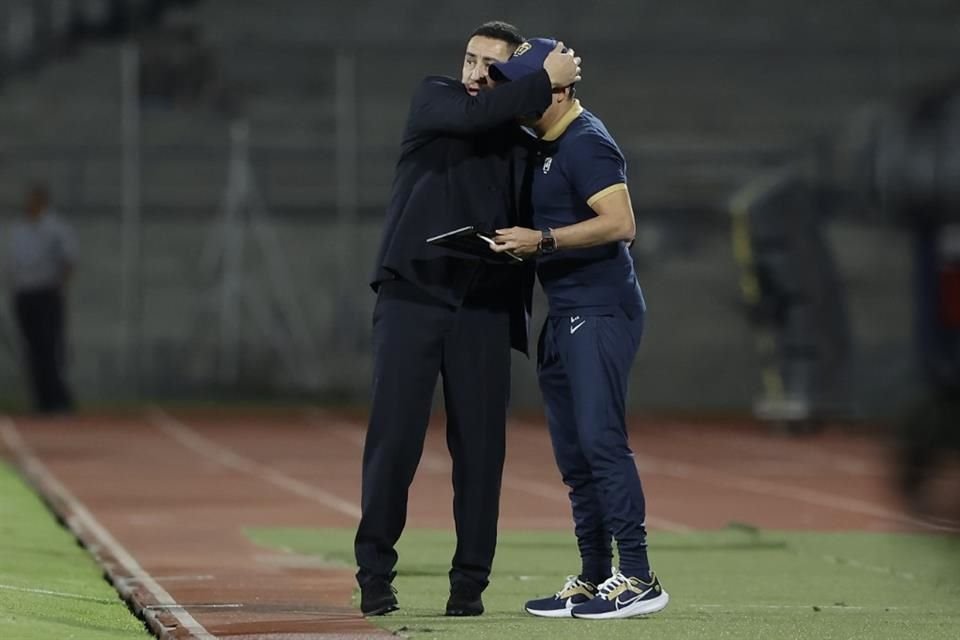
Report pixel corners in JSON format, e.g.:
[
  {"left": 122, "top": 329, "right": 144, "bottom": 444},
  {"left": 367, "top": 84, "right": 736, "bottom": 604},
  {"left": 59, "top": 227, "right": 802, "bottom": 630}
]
[
  {"left": 146, "top": 575, "right": 215, "bottom": 582},
  {"left": 146, "top": 603, "right": 242, "bottom": 610},
  {"left": 821, "top": 555, "right": 916, "bottom": 581},
  {"left": 667, "top": 427, "right": 882, "bottom": 477},
  {"left": 147, "top": 408, "right": 361, "bottom": 520},
  {"left": 0, "top": 583, "right": 116, "bottom": 604},
  {"left": 322, "top": 418, "right": 693, "bottom": 533},
  {"left": 691, "top": 603, "right": 904, "bottom": 611},
  {"left": 506, "top": 422, "right": 960, "bottom": 533},
  {"left": 632, "top": 454, "right": 960, "bottom": 533},
  {"left": 0, "top": 417, "right": 216, "bottom": 640}
]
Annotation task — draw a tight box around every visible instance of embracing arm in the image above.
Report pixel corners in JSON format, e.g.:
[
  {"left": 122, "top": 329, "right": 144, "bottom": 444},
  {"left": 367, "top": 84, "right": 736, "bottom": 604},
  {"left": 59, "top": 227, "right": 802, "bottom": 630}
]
[
  {"left": 408, "top": 71, "right": 552, "bottom": 136},
  {"left": 407, "top": 43, "right": 580, "bottom": 136}
]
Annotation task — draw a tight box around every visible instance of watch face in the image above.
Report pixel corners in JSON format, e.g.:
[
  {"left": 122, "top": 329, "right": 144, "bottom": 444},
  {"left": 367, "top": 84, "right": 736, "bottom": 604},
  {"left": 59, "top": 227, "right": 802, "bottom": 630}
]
[{"left": 541, "top": 234, "right": 556, "bottom": 253}]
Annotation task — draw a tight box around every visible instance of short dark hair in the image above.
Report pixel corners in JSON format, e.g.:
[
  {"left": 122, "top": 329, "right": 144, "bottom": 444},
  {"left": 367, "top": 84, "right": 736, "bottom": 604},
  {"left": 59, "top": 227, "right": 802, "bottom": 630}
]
[{"left": 470, "top": 21, "right": 524, "bottom": 50}]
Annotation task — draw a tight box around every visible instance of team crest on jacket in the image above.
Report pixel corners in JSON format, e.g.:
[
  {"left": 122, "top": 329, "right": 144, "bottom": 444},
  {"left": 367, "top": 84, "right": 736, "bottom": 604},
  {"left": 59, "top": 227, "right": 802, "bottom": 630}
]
[{"left": 543, "top": 157, "right": 553, "bottom": 174}]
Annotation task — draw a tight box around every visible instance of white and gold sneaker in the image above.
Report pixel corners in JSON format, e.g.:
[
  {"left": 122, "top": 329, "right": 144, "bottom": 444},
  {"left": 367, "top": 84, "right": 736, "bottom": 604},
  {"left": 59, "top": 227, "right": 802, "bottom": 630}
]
[
  {"left": 571, "top": 571, "right": 669, "bottom": 619},
  {"left": 524, "top": 575, "right": 599, "bottom": 618}
]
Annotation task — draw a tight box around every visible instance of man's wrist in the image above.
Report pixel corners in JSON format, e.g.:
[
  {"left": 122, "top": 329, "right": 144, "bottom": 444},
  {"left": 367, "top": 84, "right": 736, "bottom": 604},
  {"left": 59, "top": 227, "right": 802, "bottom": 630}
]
[{"left": 538, "top": 228, "right": 557, "bottom": 255}]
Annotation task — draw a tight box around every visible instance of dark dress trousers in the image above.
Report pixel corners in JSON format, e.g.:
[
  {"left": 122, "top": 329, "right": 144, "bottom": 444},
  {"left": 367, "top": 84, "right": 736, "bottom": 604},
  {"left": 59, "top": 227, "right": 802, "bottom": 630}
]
[{"left": 355, "top": 70, "right": 551, "bottom": 593}]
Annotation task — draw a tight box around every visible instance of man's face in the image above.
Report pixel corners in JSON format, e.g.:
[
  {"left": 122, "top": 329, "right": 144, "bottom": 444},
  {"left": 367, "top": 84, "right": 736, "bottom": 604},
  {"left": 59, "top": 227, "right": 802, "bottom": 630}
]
[
  {"left": 461, "top": 36, "right": 513, "bottom": 96},
  {"left": 520, "top": 89, "right": 567, "bottom": 130}
]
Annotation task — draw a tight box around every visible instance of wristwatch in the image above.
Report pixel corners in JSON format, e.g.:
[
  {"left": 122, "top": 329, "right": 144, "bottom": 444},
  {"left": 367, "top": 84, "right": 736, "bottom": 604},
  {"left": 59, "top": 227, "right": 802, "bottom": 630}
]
[{"left": 539, "top": 228, "right": 557, "bottom": 255}]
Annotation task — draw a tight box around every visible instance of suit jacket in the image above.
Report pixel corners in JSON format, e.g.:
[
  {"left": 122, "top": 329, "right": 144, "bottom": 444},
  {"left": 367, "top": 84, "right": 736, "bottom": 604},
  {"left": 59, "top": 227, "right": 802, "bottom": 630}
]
[{"left": 371, "top": 70, "right": 552, "bottom": 354}]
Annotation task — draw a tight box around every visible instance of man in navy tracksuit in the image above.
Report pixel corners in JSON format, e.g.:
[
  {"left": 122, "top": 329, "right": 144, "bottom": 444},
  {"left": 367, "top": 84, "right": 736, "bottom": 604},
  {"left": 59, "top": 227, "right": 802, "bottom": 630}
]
[
  {"left": 355, "top": 23, "right": 581, "bottom": 618},
  {"left": 491, "top": 38, "right": 669, "bottom": 620}
]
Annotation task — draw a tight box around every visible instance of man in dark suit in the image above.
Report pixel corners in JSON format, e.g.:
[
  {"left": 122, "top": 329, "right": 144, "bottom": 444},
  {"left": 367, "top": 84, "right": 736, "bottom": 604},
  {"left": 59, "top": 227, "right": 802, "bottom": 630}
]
[{"left": 355, "top": 21, "right": 581, "bottom": 617}]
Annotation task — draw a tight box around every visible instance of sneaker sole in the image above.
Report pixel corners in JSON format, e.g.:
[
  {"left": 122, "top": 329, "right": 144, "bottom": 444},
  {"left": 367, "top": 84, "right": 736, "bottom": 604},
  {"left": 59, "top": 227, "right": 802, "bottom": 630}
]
[
  {"left": 572, "top": 591, "right": 669, "bottom": 620},
  {"left": 524, "top": 605, "right": 574, "bottom": 618}
]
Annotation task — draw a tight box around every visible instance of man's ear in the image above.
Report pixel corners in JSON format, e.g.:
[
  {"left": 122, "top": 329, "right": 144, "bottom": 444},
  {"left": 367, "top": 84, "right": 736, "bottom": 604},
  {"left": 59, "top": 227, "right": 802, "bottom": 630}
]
[{"left": 554, "top": 87, "right": 574, "bottom": 103}]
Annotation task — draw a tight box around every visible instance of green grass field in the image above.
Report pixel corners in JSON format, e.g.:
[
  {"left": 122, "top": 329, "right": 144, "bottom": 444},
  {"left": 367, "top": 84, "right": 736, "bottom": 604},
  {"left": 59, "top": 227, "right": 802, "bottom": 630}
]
[
  {"left": 248, "top": 525, "right": 960, "bottom": 640},
  {"left": 0, "top": 462, "right": 151, "bottom": 640},
  {"left": 3, "top": 449, "right": 959, "bottom": 640}
]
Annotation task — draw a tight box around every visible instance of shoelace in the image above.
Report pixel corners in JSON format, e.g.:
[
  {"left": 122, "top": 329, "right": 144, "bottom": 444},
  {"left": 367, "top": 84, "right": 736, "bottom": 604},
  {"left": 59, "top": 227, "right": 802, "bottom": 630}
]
[
  {"left": 595, "top": 572, "right": 630, "bottom": 600},
  {"left": 556, "top": 575, "right": 587, "bottom": 598}
]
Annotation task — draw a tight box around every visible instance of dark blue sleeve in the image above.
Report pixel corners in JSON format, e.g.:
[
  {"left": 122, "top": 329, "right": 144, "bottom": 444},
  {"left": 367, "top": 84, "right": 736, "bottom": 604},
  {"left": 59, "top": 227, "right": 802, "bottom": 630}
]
[
  {"left": 407, "top": 72, "right": 552, "bottom": 136},
  {"left": 566, "top": 133, "right": 627, "bottom": 203}
]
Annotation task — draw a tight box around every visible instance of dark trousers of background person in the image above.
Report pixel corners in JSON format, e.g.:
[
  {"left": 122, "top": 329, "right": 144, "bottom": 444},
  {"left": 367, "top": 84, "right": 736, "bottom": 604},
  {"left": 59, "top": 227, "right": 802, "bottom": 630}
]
[
  {"left": 355, "top": 277, "right": 512, "bottom": 593},
  {"left": 13, "top": 287, "right": 73, "bottom": 413},
  {"left": 537, "top": 309, "right": 650, "bottom": 581}
]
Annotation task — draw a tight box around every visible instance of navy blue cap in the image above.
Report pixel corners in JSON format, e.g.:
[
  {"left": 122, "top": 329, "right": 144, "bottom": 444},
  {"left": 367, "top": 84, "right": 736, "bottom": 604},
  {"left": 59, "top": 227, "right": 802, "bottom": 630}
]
[{"left": 490, "top": 37, "right": 558, "bottom": 82}]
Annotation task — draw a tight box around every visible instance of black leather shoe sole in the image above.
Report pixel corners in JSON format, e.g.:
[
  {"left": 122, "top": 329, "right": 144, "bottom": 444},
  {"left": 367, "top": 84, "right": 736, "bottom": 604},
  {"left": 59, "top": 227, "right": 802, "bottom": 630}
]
[
  {"left": 445, "top": 599, "right": 484, "bottom": 616},
  {"left": 360, "top": 588, "right": 399, "bottom": 617},
  {"left": 362, "top": 598, "right": 399, "bottom": 617}
]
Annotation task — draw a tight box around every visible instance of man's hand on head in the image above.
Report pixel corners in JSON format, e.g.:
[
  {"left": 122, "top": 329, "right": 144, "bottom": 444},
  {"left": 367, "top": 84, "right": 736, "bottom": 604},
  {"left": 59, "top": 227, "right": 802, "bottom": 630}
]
[{"left": 543, "top": 42, "right": 582, "bottom": 88}]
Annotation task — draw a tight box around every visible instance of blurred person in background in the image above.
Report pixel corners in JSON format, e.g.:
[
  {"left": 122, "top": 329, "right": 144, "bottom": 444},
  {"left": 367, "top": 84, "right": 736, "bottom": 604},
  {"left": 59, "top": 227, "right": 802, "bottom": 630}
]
[
  {"left": 4, "top": 183, "right": 77, "bottom": 414},
  {"left": 867, "top": 72, "right": 960, "bottom": 526},
  {"left": 355, "top": 21, "right": 580, "bottom": 618},
  {"left": 490, "top": 38, "right": 669, "bottom": 619}
]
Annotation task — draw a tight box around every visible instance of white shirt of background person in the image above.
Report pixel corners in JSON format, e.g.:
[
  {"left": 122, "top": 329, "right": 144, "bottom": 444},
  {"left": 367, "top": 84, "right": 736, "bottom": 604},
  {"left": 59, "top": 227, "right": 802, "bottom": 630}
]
[{"left": 6, "top": 208, "right": 78, "bottom": 293}]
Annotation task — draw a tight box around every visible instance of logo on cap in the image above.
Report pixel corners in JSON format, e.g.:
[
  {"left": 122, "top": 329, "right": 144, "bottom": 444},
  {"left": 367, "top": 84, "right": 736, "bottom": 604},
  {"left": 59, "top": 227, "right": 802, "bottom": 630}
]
[{"left": 513, "top": 41, "right": 532, "bottom": 57}]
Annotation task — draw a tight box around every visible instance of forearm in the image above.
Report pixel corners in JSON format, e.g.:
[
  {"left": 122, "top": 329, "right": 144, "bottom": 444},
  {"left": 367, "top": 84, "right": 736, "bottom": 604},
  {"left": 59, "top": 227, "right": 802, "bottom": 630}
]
[
  {"left": 491, "top": 215, "right": 632, "bottom": 258},
  {"left": 410, "top": 72, "right": 552, "bottom": 135},
  {"left": 552, "top": 213, "right": 634, "bottom": 250},
  {"left": 493, "top": 188, "right": 636, "bottom": 257}
]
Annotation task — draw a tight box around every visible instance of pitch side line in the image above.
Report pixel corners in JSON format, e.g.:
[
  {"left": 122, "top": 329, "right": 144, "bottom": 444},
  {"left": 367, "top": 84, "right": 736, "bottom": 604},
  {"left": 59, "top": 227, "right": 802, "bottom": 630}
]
[
  {"left": 691, "top": 603, "right": 905, "bottom": 611},
  {"left": 508, "top": 422, "right": 960, "bottom": 533},
  {"left": 633, "top": 454, "right": 959, "bottom": 533},
  {"left": 0, "top": 583, "right": 117, "bottom": 604},
  {"left": 666, "top": 426, "right": 883, "bottom": 478},
  {"left": 147, "top": 407, "right": 361, "bottom": 520},
  {"left": 0, "top": 417, "right": 216, "bottom": 640},
  {"left": 320, "top": 417, "right": 693, "bottom": 533},
  {"left": 820, "top": 554, "right": 916, "bottom": 581}
]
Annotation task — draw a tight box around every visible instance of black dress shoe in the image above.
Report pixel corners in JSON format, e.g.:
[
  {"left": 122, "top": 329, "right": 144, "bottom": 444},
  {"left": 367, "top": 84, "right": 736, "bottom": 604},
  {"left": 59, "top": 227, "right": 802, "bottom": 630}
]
[
  {"left": 360, "top": 580, "right": 399, "bottom": 616},
  {"left": 445, "top": 586, "right": 484, "bottom": 616}
]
